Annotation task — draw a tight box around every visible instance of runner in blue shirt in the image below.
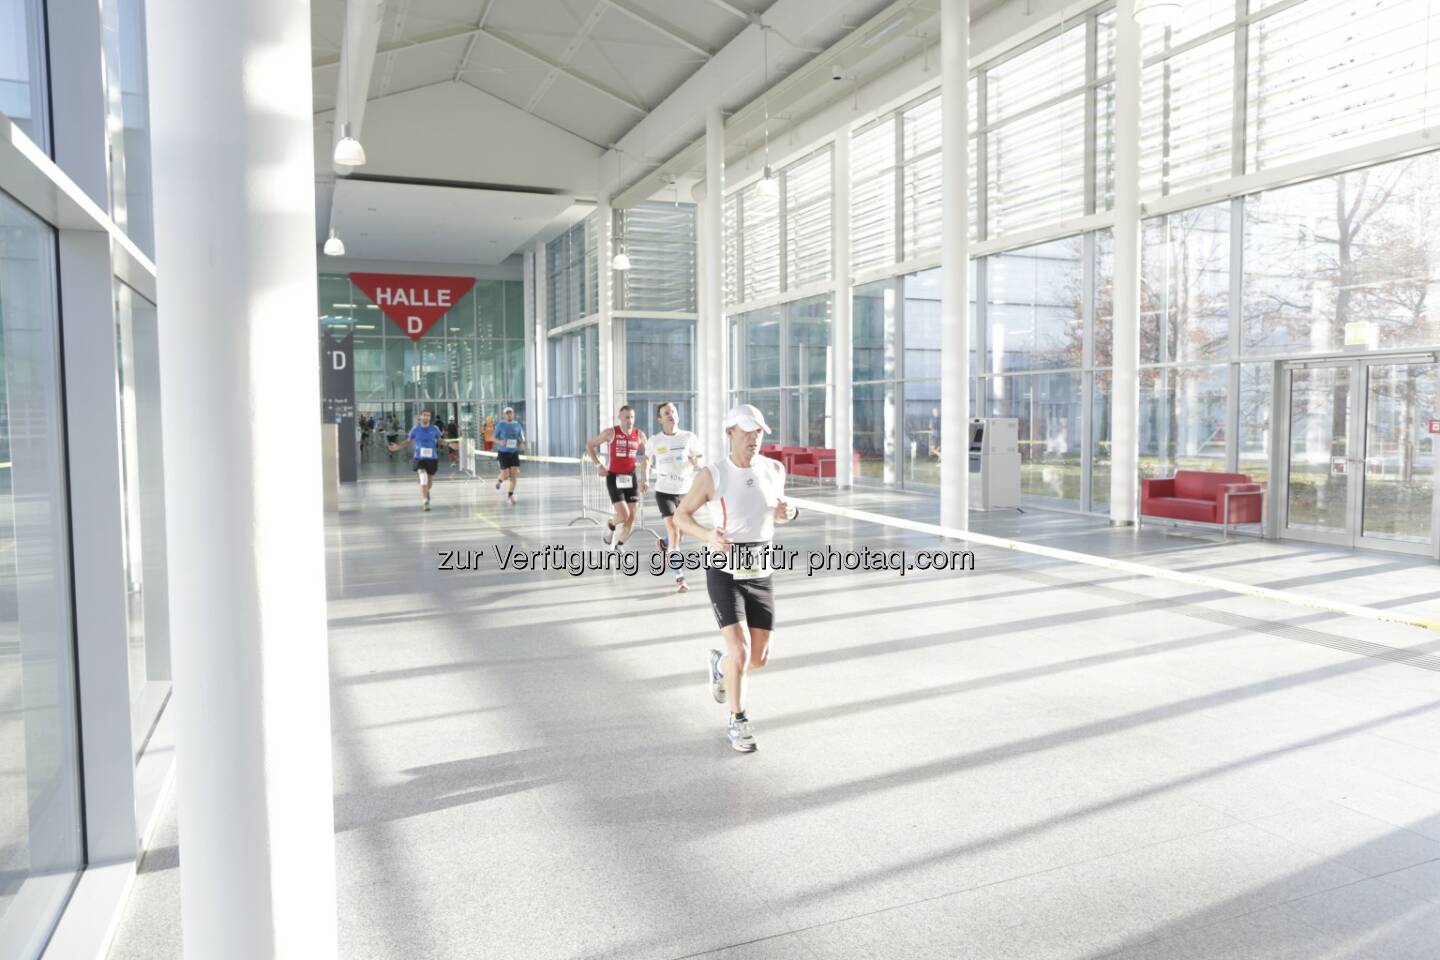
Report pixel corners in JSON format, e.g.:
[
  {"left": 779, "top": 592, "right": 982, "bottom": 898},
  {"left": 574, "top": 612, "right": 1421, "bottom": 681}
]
[
  {"left": 388, "top": 408, "right": 447, "bottom": 511},
  {"left": 492, "top": 407, "right": 526, "bottom": 506}
]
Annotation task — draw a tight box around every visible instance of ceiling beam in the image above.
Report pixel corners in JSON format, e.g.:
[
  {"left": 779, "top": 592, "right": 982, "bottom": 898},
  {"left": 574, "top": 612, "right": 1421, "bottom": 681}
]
[
  {"left": 316, "top": 22, "right": 647, "bottom": 116},
  {"left": 523, "top": 2, "right": 610, "bottom": 112},
  {"left": 602, "top": 0, "right": 712, "bottom": 60},
  {"left": 699, "top": 0, "right": 753, "bottom": 22},
  {"left": 452, "top": 0, "right": 497, "bottom": 83}
]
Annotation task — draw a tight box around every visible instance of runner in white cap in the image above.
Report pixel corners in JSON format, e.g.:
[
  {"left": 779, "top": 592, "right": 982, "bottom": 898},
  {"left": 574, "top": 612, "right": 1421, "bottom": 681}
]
[
  {"left": 672, "top": 403, "right": 798, "bottom": 753},
  {"left": 646, "top": 401, "right": 703, "bottom": 593}
]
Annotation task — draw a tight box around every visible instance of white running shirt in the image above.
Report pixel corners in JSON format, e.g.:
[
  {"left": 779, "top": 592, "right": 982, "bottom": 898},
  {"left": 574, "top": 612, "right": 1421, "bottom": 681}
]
[
  {"left": 708, "top": 454, "right": 786, "bottom": 547},
  {"left": 648, "top": 429, "right": 702, "bottom": 495}
]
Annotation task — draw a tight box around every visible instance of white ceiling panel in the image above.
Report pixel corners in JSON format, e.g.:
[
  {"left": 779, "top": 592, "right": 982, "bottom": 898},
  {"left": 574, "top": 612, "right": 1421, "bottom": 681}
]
[
  {"left": 370, "top": 36, "right": 472, "bottom": 100},
  {"left": 457, "top": 32, "right": 555, "bottom": 108},
  {"left": 486, "top": 0, "right": 599, "bottom": 63},
  {"left": 332, "top": 178, "right": 575, "bottom": 264},
  {"left": 396, "top": 0, "right": 484, "bottom": 39},
  {"left": 573, "top": 34, "right": 698, "bottom": 106},
  {"left": 532, "top": 71, "right": 640, "bottom": 147},
  {"left": 612, "top": 0, "right": 740, "bottom": 50}
]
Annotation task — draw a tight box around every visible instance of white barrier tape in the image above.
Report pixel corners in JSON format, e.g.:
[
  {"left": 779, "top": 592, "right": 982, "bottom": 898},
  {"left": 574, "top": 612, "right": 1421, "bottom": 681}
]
[
  {"left": 785, "top": 495, "right": 1440, "bottom": 634},
  {"left": 474, "top": 450, "right": 588, "bottom": 465}
]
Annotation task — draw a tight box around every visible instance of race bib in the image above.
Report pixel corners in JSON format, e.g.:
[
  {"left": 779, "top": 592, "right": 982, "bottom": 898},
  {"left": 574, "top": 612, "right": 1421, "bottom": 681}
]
[
  {"left": 417, "top": 446, "right": 435, "bottom": 459},
  {"left": 615, "top": 474, "right": 634, "bottom": 489},
  {"left": 728, "top": 545, "right": 770, "bottom": 580}
]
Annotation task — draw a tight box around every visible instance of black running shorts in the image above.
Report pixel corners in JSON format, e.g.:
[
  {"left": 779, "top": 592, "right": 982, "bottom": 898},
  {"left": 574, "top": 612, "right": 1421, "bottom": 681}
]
[
  {"left": 654, "top": 491, "right": 682, "bottom": 517},
  {"left": 414, "top": 458, "right": 439, "bottom": 475},
  {"left": 497, "top": 451, "right": 521, "bottom": 470},
  {"left": 706, "top": 567, "right": 775, "bottom": 631},
  {"left": 606, "top": 471, "right": 639, "bottom": 504}
]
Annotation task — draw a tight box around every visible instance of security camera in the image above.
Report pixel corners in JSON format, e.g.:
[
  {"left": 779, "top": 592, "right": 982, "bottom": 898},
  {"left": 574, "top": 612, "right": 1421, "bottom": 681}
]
[{"left": 831, "top": 63, "right": 846, "bottom": 82}]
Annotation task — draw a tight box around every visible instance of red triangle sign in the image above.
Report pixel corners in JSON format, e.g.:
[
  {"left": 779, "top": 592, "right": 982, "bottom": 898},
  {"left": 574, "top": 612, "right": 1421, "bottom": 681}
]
[{"left": 349, "top": 273, "right": 477, "bottom": 341}]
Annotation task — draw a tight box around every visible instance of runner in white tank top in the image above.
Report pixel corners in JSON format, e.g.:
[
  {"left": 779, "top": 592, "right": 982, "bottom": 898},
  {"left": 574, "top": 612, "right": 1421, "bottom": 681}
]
[
  {"left": 672, "top": 403, "right": 798, "bottom": 753},
  {"left": 647, "top": 401, "right": 704, "bottom": 592}
]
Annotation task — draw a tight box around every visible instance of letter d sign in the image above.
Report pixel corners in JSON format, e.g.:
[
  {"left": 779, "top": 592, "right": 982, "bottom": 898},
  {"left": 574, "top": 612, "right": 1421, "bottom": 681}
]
[
  {"left": 407, "top": 315, "right": 423, "bottom": 335},
  {"left": 331, "top": 350, "right": 347, "bottom": 372}
]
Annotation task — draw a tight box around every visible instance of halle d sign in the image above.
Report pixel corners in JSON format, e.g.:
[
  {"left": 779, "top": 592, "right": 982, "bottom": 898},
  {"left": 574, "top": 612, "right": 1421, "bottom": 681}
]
[{"left": 349, "top": 273, "right": 477, "bottom": 341}]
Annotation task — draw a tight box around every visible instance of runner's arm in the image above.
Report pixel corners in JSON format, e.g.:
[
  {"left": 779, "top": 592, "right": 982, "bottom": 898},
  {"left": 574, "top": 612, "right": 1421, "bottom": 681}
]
[
  {"left": 585, "top": 427, "right": 614, "bottom": 464},
  {"left": 673, "top": 470, "right": 726, "bottom": 549},
  {"left": 638, "top": 432, "right": 650, "bottom": 489},
  {"left": 772, "top": 460, "right": 797, "bottom": 524}
]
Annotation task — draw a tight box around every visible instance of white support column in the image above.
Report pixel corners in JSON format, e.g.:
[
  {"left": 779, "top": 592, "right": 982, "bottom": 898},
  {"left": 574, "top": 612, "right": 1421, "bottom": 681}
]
[
  {"left": 597, "top": 197, "right": 616, "bottom": 424},
  {"left": 694, "top": 192, "right": 711, "bottom": 437},
  {"left": 940, "top": 0, "right": 971, "bottom": 530},
  {"left": 1110, "top": 0, "right": 1142, "bottom": 525},
  {"left": 147, "top": 1, "right": 339, "bottom": 957},
  {"left": 703, "top": 107, "right": 725, "bottom": 451},
  {"left": 832, "top": 130, "right": 854, "bottom": 488},
  {"left": 526, "top": 245, "right": 547, "bottom": 455}
]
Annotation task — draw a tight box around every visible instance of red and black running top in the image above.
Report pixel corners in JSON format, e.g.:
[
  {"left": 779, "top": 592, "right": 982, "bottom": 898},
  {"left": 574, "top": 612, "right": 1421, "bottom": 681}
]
[{"left": 609, "top": 425, "right": 642, "bottom": 473}]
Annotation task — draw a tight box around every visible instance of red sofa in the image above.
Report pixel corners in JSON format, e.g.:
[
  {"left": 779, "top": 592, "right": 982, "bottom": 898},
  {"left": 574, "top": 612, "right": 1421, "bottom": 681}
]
[
  {"left": 1141, "top": 471, "right": 1265, "bottom": 535},
  {"left": 758, "top": 444, "right": 845, "bottom": 479}
]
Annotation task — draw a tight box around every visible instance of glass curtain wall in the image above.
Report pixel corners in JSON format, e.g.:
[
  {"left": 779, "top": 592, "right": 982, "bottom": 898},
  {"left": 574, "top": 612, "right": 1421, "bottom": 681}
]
[
  {"left": 613, "top": 202, "right": 699, "bottom": 435},
  {"left": 548, "top": 326, "right": 599, "bottom": 458},
  {"left": 318, "top": 275, "right": 527, "bottom": 449},
  {"left": 0, "top": 192, "right": 85, "bottom": 960},
  {"left": 0, "top": 0, "right": 50, "bottom": 153},
  {"left": 729, "top": 295, "right": 834, "bottom": 447},
  {"left": 114, "top": 283, "right": 170, "bottom": 746}
]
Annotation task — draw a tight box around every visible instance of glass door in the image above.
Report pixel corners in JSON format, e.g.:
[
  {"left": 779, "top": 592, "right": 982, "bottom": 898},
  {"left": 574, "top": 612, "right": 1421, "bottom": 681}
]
[
  {"left": 1282, "top": 362, "right": 1356, "bottom": 545},
  {"left": 1279, "top": 358, "right": 1439, "bottom": 556},
  {"left": 1358, "top": 361, "right": 1438, "bottom": 554}
]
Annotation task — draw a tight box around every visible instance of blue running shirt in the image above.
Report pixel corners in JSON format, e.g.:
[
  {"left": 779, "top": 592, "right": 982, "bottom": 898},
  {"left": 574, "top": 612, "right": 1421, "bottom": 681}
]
[
  {"left": 409, "top": 424, "right": 442, "bottom": 461},
  {"left": 494, "top": 420, "right": 524, "bottom": 452}
]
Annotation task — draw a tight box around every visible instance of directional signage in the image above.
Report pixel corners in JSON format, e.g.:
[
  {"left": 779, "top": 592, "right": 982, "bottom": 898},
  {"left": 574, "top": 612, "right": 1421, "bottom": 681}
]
[
  {"left": 321, "top": 333, "right": 356, "bottom": 482},
  {"left": 349, "top": 273, "right": 476, "bottom": 341}
]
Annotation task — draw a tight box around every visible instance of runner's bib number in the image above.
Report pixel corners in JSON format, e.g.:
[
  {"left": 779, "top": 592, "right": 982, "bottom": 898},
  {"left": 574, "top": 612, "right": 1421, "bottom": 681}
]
[
  {"left": 614, "top": 474, "right": 634, "bottom": 489},
  {"left": 728, "top": 544, "right": 770, "bottom": 580},
  {"left": 417, "top": 447, "right": 435, "bottom": 459}
]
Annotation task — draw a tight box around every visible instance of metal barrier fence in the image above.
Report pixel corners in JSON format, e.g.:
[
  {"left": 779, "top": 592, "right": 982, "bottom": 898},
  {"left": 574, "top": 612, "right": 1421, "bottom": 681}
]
[
  {"left": 470, "top": 446, "right": 666, "bottom": 546},
  {"left": 567, "top": 447, "right": 666, "bottom": 546}
]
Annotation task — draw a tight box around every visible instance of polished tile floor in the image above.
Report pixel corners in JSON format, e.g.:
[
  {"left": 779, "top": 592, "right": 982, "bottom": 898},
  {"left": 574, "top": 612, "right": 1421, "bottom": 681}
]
[{"left": 107, "top": 470, "right": 1440, "bottom": 959}]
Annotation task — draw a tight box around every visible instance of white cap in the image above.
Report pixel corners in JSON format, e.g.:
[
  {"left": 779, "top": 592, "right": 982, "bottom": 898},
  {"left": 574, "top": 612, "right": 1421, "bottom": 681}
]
[
  {"left": 723, "top": 403, "right": 771, "bottom": 434},
  {"left": 503, "top": 406, "right": 514, "bottom": 414}
]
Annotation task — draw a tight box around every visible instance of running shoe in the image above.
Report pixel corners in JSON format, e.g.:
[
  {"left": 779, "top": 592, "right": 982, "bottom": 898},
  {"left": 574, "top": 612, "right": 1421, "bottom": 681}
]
[
  {"left": 707, "top": 648, "right": 726, "bottom": 703},
  {"left": 602, "top": 522, "right": 615, "bottom": 546},
  {"left": 495, "top": 480, "right": 502, "bottom": 491},
  {"left": 507, "top": 493, "right": 516, "bottom": 505},
  {"left": 423, "top": 501, "right": 431, "bottom": 512},
  {"left": 675, "top": 575, "right": 688, "bottom": 594},
  {"left": 727, "top": 717, "right": 756, "bottom": 753},
  {"left": 655, "top": 536, "right": 668, "bottom": 555}
]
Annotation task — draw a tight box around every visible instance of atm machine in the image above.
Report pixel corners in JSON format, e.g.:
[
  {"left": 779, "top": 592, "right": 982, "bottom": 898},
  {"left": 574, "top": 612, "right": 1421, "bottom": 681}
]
[{"left": 968, "top": 418, "right": 1021, "bottom": 510}]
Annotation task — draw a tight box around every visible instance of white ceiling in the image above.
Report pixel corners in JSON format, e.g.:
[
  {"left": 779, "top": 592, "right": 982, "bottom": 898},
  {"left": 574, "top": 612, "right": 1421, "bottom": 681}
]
[
  {"left": 312, "top": 0, "right": 777, "bottom": 149},
  {"left": 310, "top": 0, "right": 949, "bottom": 264},
  {"left": 330, "top": 178, "right": 576, "bottom": 264}
]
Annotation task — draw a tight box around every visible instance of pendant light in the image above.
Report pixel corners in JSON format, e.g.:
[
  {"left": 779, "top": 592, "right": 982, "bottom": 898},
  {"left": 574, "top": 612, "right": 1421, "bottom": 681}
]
[
  {"left": 756, "top": 25, "right": 779, "bottom": 199},
  {"left": 611, "top": 150, "right": 631, "bottom": 270},
  {"left": 333, "top": 26, "right": 367, "bottom": 167},
  {"left": 324, "top": 229, "right": 345, "bottom": 256}
]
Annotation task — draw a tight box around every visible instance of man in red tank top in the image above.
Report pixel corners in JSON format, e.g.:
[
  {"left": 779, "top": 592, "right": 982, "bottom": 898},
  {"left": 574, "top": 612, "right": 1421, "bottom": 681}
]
[{"left": 586, "top": 405, "right": 649, "bottom": 549}]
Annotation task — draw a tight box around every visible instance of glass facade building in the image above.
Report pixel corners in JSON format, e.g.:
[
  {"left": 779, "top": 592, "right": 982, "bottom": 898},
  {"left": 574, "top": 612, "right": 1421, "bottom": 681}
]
[{"left": 316, "top": 273, "right": 526, "bottom": 446}]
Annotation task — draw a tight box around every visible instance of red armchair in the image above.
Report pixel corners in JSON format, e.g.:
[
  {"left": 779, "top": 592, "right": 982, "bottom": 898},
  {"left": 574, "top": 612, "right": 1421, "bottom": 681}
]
[{"left": 1141, "top": 471, "right": 1265, "bottom": 537}]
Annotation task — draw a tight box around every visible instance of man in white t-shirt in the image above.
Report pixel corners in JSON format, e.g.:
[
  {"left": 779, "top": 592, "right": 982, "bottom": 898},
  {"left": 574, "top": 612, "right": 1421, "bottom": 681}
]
[
  {"left": 647, "top": 401, "right": 704, "bottom": 593},
  {"left": 672, "top": 403, "right": 798, "bottom": 753}
]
